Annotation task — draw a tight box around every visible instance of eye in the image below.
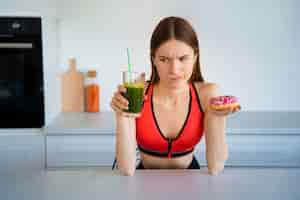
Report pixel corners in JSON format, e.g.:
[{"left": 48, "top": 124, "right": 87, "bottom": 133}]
[
  {"left": 179, "top": 56, "right": 188, "bottom": 62},
  {"left": 159, "top": 57, "right": 168, "bottom": 62}
]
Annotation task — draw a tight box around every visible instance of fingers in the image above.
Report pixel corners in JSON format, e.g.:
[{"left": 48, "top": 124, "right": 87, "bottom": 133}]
[
  {"left": 231, "top": 105, "right": 241, "bottom": 113},
  {"left": 110, "top": 85, "right": 127, "bottom": 112},
  {"left": 110, "top": 100, "right": 123, "bottom": 115},
  {"left": 134, "top": 73, "right": 146, "bottom": 85},
  {"left": 110, "top": 101, "right": 141, "bottom": 118},
  {"left": 232, "top": 107, "right": 238, "bottom": 113},
  {"left": 229, "top": 106, "right": 234, "bottom": 113},
  {"left": 118, "top": 84, "right": 126, "bottom": 93},
  {"left": 209, "top": 105, "right": 241, "bottom": 116},
  {"left": 210, "top": 109, "right": 229, "bottom": 116},
  {"left": 140, "top": 72, "right": 146, "bottom": 83},
  {"left": 110, "top": 85, "right": 141, "bottom": 118},
  {"left": 114, "top": 92, "right": 128, "bottom": 107},
  {"left": 111, "top": 95, "right": 127, "bottom": 111}
]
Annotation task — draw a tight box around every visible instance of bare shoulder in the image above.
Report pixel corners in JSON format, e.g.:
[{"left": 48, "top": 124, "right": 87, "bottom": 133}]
[{"left": 193, "top": 82, "right": 222, "bottom": 111}]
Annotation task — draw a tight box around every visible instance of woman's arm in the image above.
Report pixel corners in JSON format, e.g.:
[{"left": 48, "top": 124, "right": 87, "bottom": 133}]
[
  {"left": 202, "top": 83, "right": 229, "bottom": 175},
  {"left": 115, "top": 115, "right": 137, "bottom": 176},
  {"left": 112, "top": 79, "right": 148, "bottom": 176},
  {"left": 111, "top": 84, "right": 140, "bottom": 176}
]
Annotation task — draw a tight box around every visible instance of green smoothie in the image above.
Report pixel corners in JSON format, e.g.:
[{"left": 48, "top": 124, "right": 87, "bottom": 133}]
[{"left": 123, "top": 82, "right": 144, "bottom": 113}]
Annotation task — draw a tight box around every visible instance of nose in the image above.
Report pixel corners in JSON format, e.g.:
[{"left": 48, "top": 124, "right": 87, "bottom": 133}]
[{"left": 169, "top": 59, "right": 181, "bottom": 75}]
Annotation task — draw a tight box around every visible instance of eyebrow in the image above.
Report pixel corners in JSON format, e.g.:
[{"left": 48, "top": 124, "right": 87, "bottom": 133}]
[{"left": 158, "top": 54, "right": 192, "bottom": 59}]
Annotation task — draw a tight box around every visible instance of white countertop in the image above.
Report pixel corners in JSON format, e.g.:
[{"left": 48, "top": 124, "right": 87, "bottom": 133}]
[
  {"left": 45, "top": 111, "right": 300, "bottom": 135},
  {"left": 1, "top": 167, "right": 299, "bottom": 200},
  {"left": 45, "top": 112, "right": 116, "bottom": 135}
]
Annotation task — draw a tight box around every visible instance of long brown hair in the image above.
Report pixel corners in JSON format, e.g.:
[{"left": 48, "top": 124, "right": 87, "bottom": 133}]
[{"left": 150, "top": 16, "right": 204, "bottom": 83}]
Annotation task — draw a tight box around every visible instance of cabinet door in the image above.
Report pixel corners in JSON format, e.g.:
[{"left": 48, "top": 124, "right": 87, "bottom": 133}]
[
  {"left": 46, "top": 135, "right": 115, "bottom": 168},
  {"left": 0, "top": 134, "right": 44, "bottom": 172},
  {"left": 195, "top": 134, "right": 300, "bottom": 167}
]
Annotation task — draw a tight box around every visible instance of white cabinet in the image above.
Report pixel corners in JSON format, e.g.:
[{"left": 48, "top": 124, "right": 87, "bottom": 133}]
[
  {"left": 45, "top": 111, "right": 300, "bottom": 168},
  {"left": 45, "top": 112, "right": 116, "bottom": 168},
  {"left": 195, "top": 134, "right": 300, "bottom": 167},
  {"left": 0, "top": 130, "right": 44, "bottom": 172},
  {"left": 1, "top": 112, "right": 299, "bottom": 170},
  {"left": 46, "top": 135, "right": 115, "bottom": 168}
]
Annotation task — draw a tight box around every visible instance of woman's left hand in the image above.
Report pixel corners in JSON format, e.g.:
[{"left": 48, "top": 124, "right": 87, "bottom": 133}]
[{"left": 209, "top": 105, "right": 241, "bottom": 116}]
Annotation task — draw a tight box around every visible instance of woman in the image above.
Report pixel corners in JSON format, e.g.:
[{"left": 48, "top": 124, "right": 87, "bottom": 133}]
[{"left": 110, "top": 16, "right": 240, "bottom": 176}]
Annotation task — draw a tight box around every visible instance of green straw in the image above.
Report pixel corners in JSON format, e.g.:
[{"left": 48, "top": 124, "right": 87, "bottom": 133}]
[{"left": 126, "top": 48, "right": 132, "bottom": 82}]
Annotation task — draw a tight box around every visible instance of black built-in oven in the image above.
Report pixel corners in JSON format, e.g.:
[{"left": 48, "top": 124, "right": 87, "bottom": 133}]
[{"left": 0, "top": 17, "right": 44, "bottom": 128}]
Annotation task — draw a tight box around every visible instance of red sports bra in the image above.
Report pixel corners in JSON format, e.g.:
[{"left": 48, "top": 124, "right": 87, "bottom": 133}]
[{"left": 136, "top": 82, "right": 205, "bottom": 158}]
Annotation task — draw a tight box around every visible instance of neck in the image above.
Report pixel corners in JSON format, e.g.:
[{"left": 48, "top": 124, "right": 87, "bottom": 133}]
[{"left": 154, "top": 81, "right": 189, "bottom": 103}]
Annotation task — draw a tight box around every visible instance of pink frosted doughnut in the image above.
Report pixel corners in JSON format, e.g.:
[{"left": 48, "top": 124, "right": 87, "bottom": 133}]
[{"left": 210, "top": 95, "right": 240, "bottom": 111}]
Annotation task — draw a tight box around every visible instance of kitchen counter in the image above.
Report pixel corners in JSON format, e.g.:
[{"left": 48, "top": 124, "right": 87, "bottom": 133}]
[
  {"left": 43, "top": 111, "right": 300, "bottom": 168},
  {"left": 1, "top": 111, "right": 300, "bottom": 199},
  {"left": 45, "top": 111, "right": 300, "bottom": 135},
  {"left": 1, "top": 167, "right": 299, "bottom": 200},
  {"left": 45, "top": 111, "right": 115, "bottom": 135}
]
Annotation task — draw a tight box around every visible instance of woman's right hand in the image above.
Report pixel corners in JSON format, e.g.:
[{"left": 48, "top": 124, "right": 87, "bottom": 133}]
[{"left": 110, "top": 84, "right": 141, "bottom": 118}]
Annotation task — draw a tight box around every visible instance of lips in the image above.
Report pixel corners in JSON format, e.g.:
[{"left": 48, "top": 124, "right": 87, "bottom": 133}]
[{"left": 169, "top": 76, "right": 182, "bottom": 80}]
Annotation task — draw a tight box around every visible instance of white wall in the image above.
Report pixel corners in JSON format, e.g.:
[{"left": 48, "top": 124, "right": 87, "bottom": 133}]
[
  {"left": 1, "top": 0, "right": 299, "bottom": 120},
  {"left": 57, "top": 0, "right": 300, "bottom": 111},
  {"left": 0, "top": 0, "right": 60, "bottom": 125}
]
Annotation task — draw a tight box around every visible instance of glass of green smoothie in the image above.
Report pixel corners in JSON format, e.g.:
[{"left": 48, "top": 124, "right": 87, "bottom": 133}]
[{"left": 122, "top": 71, "right": 145, "bottom": 113}]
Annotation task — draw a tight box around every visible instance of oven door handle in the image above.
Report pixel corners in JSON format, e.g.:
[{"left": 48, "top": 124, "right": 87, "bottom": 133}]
[
  {"left": 0, "top": 43, "right": 33, "bottom": 49},
  {"left": 0, "top": 34, "right": 13, "bottom": 38}
]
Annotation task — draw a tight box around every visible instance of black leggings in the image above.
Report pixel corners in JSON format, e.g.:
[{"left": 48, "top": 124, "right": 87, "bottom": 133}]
[{"left": 136, "top": 156, "right": 200, "bottom": 169}]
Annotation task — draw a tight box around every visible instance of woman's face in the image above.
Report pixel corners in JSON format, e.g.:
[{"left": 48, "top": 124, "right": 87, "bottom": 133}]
[{"left": 153, "top": 39, "right": 197, "bottom": 89}]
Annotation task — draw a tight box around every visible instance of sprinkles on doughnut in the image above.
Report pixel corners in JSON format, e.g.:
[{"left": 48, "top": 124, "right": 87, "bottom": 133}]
[{"left": 210, "top": 95, "right": 241, "bottom": 111}]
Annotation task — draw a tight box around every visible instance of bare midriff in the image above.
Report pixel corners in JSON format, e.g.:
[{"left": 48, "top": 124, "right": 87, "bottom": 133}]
[{"left": 140, "top": 151, "right": 194, "bottom": 169}]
